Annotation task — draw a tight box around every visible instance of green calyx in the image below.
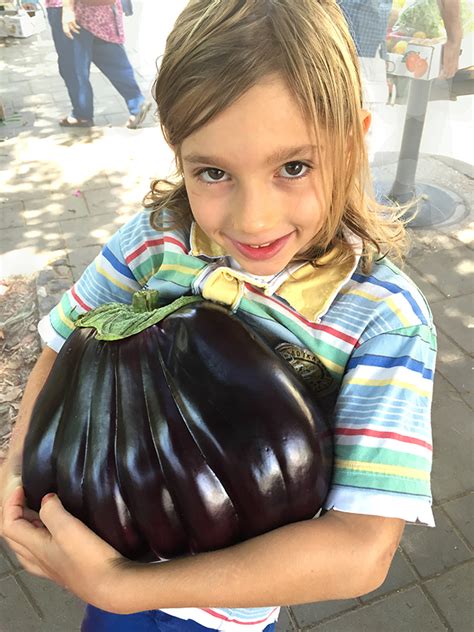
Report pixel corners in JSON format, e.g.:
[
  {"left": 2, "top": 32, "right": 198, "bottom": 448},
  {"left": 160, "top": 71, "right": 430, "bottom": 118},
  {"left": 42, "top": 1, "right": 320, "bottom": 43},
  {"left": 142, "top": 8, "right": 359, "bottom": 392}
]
[{"left": 75, "top": 290, "right": 201, "bottom": 340}]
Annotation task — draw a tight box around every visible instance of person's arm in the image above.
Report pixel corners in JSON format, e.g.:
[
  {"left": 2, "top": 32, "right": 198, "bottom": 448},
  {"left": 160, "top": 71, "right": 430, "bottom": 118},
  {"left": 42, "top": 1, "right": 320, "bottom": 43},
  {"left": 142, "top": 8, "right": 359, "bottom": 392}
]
[
  {"left": 3, "top": 488, "right": 404, "bottom": 612},
  {"left": 62, "top": 0, "right": 80, "bottom": 39},
  {"left": 0, "top": 347, "right": 57, "bottom": 512},
  {"left": 437, "top": 0, "right": 463, "bottom": 79}
]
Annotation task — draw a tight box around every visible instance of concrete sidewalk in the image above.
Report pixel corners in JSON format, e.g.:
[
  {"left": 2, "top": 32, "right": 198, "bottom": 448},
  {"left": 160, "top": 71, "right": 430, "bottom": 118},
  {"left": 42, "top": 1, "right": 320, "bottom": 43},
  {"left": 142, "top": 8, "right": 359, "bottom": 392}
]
[{"left": 1, "top": 10, "right": 473, "bottom": 632}]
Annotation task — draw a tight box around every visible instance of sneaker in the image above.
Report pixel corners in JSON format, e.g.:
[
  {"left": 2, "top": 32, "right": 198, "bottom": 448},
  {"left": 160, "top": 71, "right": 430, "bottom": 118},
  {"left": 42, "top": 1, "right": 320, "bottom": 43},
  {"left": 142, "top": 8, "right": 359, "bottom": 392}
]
[{"left": 126, "top": 102, "right": 151, "bottom": 129}]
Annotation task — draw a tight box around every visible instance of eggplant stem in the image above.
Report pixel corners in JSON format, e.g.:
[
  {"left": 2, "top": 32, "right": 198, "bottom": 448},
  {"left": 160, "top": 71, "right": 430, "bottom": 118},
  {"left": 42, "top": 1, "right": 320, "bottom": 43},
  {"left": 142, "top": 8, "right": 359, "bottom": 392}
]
[
  {"left": 75, "top": 293, "right": 202, "bottom": 341},
  {"left": 132, "top": 290, "right": 161, "bottom": 313}
]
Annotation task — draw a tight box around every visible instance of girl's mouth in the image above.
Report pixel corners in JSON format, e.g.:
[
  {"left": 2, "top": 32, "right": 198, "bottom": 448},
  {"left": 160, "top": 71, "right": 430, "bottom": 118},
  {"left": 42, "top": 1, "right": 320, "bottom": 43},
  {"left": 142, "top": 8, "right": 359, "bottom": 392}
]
[{"left": 231, "top": 233, "right": 293, "bottom": 261}]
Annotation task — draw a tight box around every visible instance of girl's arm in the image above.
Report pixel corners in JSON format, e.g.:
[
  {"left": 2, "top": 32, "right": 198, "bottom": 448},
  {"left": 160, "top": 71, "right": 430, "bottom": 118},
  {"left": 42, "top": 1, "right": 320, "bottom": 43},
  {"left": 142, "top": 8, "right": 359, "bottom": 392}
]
[
  {"left": 0, "top": 346, "right": 57, "bottom": 513},
  {"left": 3, "top": 489, "right": 403, "bottom": 612}
]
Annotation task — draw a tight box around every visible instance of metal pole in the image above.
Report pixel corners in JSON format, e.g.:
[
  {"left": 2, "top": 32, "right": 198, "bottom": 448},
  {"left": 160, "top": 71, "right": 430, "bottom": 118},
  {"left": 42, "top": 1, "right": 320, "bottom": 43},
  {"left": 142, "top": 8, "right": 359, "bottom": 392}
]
[{"left": 389, "top": 79, "right": 433, "bottom": 202}]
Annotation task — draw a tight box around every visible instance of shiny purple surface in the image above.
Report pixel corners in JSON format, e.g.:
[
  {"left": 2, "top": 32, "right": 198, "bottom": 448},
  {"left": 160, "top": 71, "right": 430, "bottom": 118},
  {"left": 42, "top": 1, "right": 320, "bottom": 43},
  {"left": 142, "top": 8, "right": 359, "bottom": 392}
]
[{"left": 23, "top": 302, "right": 332, "bottom": 560}]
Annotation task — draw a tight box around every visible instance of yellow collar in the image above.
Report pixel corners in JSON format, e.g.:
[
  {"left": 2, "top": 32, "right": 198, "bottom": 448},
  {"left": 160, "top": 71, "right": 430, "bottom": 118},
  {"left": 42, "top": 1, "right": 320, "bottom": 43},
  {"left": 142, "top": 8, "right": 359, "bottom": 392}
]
[
  {"left": 190, "top": 223, "right": 228, "bottom": 258},
  {"left": 189, "top": 223, "right": 360, "bottom": 322}
]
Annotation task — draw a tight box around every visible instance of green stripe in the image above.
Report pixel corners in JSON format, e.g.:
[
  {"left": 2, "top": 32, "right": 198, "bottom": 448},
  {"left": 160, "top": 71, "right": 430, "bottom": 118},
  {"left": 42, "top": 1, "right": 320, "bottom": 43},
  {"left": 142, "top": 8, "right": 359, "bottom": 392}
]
[
  {"left": 132, "top": 253, "right": 165, "bottom": 284},
  {"left": 50, "top": 309, "right": 75, "bottom": 339},
  {"left": 332, "top": 468, "right": 431, "bottom": 496},
  {"left": 392, "top": 325, "right": 437, "bottom": 351},
  {"left": 336, "top": 444, "right": 431, "bottom": 471},
  {"left": 162, "top": 252, "right": 207, "bottom": 270},
  {"left": 153, "top": 268, "right": 199, "bottom": 288},
  {"left": 132, "top": 252, "right": 205, "bottom": 285}
]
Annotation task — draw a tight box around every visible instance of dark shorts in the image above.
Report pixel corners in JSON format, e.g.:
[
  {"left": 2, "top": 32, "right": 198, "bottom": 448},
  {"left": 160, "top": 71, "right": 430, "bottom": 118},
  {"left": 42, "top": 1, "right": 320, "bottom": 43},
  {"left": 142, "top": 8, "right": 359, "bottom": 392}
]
[{"left": 81, "top": 606, "right": 277, "bottom": 632}]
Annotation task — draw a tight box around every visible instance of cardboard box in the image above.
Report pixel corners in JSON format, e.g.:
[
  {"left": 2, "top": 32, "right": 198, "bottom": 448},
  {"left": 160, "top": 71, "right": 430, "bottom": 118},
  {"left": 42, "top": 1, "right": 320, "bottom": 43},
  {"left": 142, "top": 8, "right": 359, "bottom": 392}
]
[
  {"left": 0, "top": 7, "right": 45, "bottom": 38},
  {"left": 387, "top": 38, "right": 444, "bottom": 81},
  {"left": 387, "top": 33, "right": 474, "bottom": 81}
]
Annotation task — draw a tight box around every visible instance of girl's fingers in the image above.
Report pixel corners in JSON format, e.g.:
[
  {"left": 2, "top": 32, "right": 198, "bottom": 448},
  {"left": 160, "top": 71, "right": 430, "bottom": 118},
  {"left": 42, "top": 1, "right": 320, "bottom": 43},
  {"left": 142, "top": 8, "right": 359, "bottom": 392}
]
[
  {"left": 23, "top": 506, "right": 42, "bottom": 523},
  {"left": 2, "top": 486, "right": 25, "bottom": 523},
  {"left": 39, "top": 494, "right": 87, "bottom": 541},
  {"left": 3, "top": 488, "right": 51, "bottom": 550}
]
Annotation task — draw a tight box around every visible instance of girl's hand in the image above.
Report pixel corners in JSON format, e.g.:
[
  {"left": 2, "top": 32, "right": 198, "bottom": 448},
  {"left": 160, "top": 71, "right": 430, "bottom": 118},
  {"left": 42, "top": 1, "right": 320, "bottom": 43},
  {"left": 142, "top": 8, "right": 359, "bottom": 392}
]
[
  {"left": 0, "top": 460, "right": 23, "bottom": 537},
  {"left": 2, "top": 487, "right": 131, "bottom": 611}
]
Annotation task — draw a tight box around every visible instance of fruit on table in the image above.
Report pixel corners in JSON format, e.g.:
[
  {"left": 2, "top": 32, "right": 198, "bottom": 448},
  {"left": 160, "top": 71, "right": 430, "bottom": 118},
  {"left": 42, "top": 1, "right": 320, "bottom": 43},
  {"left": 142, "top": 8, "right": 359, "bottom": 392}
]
[
  {"left": 22, "top": 291, "right": 333, "bottom": 561},
  {"left": 393, "top": 40, "right": 409, "bottom": 55}
]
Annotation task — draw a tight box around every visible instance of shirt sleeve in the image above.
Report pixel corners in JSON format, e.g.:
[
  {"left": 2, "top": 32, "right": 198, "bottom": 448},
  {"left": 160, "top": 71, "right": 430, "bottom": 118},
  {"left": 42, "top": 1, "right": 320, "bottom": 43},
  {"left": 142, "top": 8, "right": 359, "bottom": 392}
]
[
  {"left": 38, "top": 219, "right": 142, "bottom": 352},
  {"left": 323, "top": 323, "right": 437, "bottom": 526}
]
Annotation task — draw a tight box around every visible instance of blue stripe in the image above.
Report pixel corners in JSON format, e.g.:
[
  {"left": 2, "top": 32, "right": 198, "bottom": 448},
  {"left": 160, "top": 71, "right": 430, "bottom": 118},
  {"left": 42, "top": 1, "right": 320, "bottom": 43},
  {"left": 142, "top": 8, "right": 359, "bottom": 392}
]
[
  {"left": 352, "top": 273, "right": 427, "bottom": 324},
  {"left": 102, "top": 245, "right": 136, "bottom": 280},
  {"left": 347, "top": 353, "right": 433, "bottom": 379}
]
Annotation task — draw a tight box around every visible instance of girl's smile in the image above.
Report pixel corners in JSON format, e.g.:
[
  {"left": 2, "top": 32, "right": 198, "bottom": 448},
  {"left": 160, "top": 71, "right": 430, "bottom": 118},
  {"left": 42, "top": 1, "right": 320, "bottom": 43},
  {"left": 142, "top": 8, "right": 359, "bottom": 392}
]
[
  {"left": 228, "top": 231, "right": 295, "bottom": 262},
  {"left": 180, "top": 74, "right": 330, "bottom": 276}
]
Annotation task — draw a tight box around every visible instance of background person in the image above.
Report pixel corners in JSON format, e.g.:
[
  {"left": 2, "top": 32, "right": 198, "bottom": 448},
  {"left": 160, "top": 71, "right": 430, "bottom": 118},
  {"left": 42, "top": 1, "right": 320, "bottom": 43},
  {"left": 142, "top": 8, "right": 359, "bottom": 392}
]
[
  {"left": 44, "top": 1, "right": 84, "bottom": 126},
  {"left": 60, "top": 0, "right": 150, "bottom": 128}
]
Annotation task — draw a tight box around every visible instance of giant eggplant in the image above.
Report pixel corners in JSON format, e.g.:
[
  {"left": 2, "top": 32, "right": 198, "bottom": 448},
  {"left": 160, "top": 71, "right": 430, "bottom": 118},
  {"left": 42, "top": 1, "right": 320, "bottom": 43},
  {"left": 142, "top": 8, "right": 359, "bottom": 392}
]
[{"left": 23, "top": 291, "right": 332, "bottom": 560}]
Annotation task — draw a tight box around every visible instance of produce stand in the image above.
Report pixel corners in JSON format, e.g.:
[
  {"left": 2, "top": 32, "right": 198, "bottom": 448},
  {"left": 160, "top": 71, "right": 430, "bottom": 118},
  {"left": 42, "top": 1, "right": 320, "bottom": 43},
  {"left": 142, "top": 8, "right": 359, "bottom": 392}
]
[{"left": 380, "top": 3, "right": 473, "bottom": 228}]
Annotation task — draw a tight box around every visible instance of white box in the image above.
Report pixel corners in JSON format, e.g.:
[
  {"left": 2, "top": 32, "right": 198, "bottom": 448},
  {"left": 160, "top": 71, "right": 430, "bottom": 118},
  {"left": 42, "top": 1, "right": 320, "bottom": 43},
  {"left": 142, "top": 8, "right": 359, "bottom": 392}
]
[
  {"left": 387, "top": 33, "right": 474, "bottom": 81},
  {"left": 387, "top": 41, "right": 443, "bottom": 81},
  {"left": 0, "top": 8, "right": 45, "bottom": 38}
]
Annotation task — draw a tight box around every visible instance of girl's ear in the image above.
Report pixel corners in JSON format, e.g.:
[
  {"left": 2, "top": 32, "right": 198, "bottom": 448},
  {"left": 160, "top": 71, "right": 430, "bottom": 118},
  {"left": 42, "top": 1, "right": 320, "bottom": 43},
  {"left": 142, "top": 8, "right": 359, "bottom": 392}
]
[{"left": 360, "top": 109, "right": 372, "bottom": 136}]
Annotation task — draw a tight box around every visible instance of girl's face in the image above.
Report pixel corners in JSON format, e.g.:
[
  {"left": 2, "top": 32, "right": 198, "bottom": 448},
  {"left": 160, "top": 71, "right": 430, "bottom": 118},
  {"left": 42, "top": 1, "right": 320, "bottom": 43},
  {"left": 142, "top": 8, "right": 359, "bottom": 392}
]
[{"left": 180, "top": 74, "right": 331, "bottom": 276}]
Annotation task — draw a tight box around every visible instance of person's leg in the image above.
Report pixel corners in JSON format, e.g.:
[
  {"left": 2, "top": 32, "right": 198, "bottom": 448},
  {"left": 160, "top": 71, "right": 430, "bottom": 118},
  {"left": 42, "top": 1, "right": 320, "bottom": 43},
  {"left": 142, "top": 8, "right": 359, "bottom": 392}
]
[
  {"left": 71, "top": 27, "right": 95, "bottom": 122},
  {"left": 46, "top": 7, "right": 82, "bottom": 120},
  {"left": 91, "top": 37, "right": 145, "bottom": 115}
]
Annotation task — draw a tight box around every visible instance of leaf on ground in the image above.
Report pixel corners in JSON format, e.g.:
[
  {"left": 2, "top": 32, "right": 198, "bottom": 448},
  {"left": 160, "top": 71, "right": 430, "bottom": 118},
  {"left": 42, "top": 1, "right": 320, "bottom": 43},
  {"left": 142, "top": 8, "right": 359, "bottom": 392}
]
[{"left": 0, "top": 386, "right": 22, "bottom": 403}]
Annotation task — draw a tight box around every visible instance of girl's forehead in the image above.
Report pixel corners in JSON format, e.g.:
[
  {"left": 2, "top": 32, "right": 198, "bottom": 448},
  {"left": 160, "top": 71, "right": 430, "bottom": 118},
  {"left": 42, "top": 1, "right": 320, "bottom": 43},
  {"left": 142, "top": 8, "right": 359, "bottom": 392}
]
[{"left": 180, "top": 75, "right": 320, "bottom": 162}]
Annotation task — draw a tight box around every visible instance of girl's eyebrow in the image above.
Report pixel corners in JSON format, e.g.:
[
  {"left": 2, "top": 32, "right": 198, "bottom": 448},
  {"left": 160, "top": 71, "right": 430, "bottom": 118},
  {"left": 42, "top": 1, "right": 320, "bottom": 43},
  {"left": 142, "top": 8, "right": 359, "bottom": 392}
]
[{"left": 182, "top": 144, "right": 319, "bottom": 168}]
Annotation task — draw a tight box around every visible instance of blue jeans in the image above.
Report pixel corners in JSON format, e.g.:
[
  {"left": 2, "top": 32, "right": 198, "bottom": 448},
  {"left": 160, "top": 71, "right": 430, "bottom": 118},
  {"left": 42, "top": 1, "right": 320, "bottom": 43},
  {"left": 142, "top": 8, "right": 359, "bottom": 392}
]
[
  {"left": 72, "top": 26, "right": 144, "bottom": 120},
  {"left": 46, "top": 7, "right": 82, "bottom": 119},
  {"left": 82, "top": 606, "right": 277, "bottom": 632}
]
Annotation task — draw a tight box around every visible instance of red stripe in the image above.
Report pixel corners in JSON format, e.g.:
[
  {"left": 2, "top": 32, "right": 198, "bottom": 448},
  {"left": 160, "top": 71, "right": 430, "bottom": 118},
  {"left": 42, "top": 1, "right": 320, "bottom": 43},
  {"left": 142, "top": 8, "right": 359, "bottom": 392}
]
[
  {"left": 200, "top": 607, "right": 279, "bottom": 625},
  {"left": 336, "top": 427, "right": 432, "bottom": 451},
  {"left": 245, "top": 285, "right": 358, "bottom": 346},
  {"left": 71, "top": 286, "right": 91, "bottom": 312},
  {"left": 125, "top": 236, "right": 188, "bottom": 263}
]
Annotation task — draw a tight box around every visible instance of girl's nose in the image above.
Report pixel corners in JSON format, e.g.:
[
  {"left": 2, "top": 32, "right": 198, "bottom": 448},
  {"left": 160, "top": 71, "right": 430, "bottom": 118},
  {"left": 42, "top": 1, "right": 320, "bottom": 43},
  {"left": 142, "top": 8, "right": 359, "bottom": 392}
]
[{"left": 230, "top": 182, "right": 278, "bottom": 235}]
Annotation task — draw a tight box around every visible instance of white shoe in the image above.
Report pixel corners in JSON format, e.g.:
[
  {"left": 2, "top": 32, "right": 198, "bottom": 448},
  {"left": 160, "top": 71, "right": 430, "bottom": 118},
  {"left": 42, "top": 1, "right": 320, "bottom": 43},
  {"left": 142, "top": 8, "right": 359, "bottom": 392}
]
[{"left": 126, "top": 102, "right": 151, "bottom": 129}]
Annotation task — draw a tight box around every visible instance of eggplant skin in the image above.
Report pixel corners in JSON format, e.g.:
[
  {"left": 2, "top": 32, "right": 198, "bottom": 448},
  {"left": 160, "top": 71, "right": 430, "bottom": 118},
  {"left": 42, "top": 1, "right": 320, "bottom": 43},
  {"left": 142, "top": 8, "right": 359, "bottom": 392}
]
[{"left": 23, "top": 301, "right": 333, "bottom": 560}]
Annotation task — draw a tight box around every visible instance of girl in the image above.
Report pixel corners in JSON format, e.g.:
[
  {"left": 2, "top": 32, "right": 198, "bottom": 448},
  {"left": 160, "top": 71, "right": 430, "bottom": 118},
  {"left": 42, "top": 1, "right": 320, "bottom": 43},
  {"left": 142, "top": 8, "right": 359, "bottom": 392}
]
[{"left": 1, "top": 1, "right": 435, "bottom": 630}]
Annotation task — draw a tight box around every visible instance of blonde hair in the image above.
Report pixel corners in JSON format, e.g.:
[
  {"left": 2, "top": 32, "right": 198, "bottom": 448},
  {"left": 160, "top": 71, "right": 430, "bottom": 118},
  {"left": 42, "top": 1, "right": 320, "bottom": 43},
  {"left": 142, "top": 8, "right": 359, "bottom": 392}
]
[{"left": 145, "top": 0, "right": 407, "bottom": 270}]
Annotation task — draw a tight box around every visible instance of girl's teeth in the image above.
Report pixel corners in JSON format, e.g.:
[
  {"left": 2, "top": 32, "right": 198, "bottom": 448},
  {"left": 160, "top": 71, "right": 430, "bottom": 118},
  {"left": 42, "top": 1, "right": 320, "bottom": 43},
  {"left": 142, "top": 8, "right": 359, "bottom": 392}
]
[{"left": 249, "top": 242, "right": 272, "bottom": 249}]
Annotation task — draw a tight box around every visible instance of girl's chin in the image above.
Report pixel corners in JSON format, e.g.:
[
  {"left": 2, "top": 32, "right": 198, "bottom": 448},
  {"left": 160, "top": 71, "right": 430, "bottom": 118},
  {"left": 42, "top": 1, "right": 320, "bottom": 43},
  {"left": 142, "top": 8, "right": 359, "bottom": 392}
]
[{"left": 232, "top": 255, "right": 290, "bottom": 277}]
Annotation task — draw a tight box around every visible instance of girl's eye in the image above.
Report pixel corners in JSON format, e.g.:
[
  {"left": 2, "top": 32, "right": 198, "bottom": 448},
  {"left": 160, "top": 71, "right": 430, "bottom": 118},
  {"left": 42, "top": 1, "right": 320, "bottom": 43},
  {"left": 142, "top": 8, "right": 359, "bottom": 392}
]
[
  {"left": 279, "top": 161, "right": 310, "bottom": 179},
  {"left": 198, "top": 168, "right": 229, "bottom": 183}
]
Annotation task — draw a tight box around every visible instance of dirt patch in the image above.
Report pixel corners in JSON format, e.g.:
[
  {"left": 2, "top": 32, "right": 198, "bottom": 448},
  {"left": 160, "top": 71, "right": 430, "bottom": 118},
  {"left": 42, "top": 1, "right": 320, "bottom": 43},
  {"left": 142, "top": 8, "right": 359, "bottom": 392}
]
[{"left": 0, "top": 276, "right": 41, "bottom": 462}]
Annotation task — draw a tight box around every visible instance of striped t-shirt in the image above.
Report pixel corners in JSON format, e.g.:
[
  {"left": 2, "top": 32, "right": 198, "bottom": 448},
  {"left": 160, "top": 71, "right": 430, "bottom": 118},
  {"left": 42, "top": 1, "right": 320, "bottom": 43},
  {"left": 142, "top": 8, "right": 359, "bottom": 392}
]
[{"left": 39, "top": 209, "right": 436, "bottom": 630}]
